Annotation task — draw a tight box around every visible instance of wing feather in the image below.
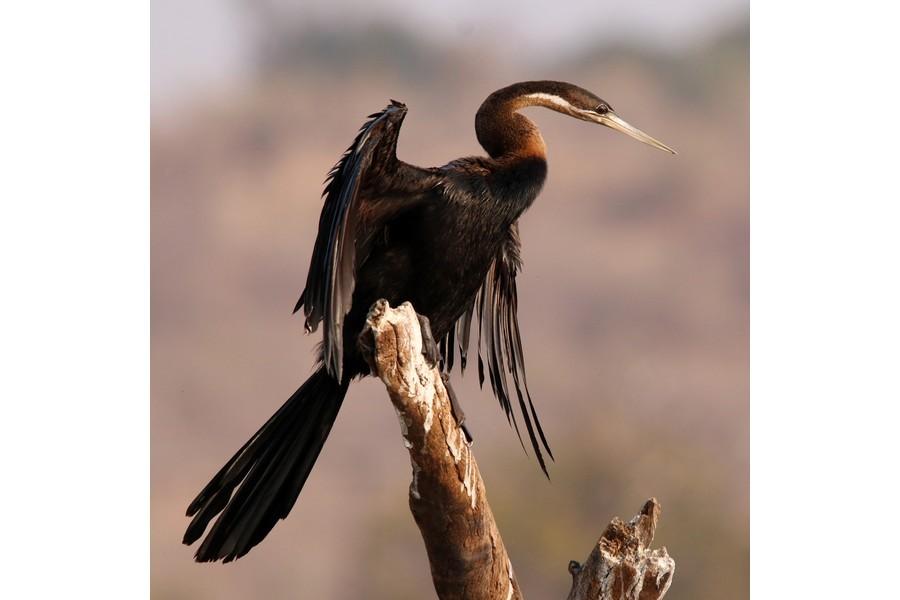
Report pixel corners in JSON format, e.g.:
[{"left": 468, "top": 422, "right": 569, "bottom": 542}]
[
  {"left": 444, "top": 223, "right": 553, "bottom": 475},
  {"left": 295, "top": 101, "right": 413, "bottom": 381}
]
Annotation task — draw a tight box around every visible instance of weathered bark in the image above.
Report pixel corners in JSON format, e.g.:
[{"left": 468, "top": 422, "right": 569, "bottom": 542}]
[
  {"left": 359, "top": 300, "right": 520, "bottom": 600},
  {"left": 359, "top": 300, "right": 674, "bottom": 600},
  {"left": 566, "top": 499, "right": 674, "bottom": 600}
]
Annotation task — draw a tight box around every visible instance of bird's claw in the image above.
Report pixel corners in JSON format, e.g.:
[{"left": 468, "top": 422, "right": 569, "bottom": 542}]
[{"left": 417, "top": 313, "right": 440, "bottom": 368}]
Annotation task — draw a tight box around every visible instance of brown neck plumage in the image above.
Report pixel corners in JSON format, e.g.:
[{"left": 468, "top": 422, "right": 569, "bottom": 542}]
[
  {"left": 475, "top": 82, "right": 582, "bottom": 160},
  {"left": 475, "top": 88, "right": 548, "bottom": 160}
]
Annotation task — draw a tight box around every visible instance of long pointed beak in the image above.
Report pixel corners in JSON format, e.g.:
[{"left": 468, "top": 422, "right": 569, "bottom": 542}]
[{"left": 591, "top": 111, "right": 676, "bottom": 154}]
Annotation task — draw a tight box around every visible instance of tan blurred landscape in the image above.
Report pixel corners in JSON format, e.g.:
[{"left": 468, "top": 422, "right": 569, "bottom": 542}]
[{"left": 152, "top": 11, "right": 747, "bottom": 600}]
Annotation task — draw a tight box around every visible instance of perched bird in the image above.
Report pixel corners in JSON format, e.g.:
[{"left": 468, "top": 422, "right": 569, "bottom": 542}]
[{"left": 183, "top": 80, "right": 675, "bottom": 562}]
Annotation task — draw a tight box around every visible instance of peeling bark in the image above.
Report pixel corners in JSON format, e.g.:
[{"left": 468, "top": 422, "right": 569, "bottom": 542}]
[
  {"left": 566, "top": 499, "right": 674, "bottom": 600},
  {"left": 359, "top": 300, "right": 674, "bottom": 600}
]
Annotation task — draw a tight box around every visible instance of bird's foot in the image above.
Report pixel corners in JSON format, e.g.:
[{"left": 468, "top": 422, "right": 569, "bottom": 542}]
[
  {"left": 417, "top": 313, "right": 440, "bottom": 368},
  {"left": 441, "top": 372, "right": 474, "bottom": 445}
]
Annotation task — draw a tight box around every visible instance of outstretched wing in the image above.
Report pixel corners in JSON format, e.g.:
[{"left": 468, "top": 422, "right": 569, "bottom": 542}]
[
  {"left": 442, "top": 223, "right": 554, "bottom": 475},
  {"left": 295, "top": 101, "right": 427, "bottom": 381}
]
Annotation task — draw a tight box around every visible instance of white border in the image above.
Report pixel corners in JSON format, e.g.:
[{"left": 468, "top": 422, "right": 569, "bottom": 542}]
[
  {"left": 753, "top": 2, "right": 900, "bottom": 597},
  {"left": 0, "top": 2, "right": 149, "bottom": 597}
]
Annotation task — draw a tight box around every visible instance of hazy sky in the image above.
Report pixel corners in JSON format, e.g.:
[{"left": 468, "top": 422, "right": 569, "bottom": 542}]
[{"left": 152, "top": 0, "right": 746, "bottom": 106}]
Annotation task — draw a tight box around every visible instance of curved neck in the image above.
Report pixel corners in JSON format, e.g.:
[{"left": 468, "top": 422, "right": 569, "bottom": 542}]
[{"left": 475, "top": 82, "right": 577, "bottom": 159}]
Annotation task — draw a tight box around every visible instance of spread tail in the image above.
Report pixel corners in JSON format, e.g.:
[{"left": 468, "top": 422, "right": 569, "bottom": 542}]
[{"left": 183, "top": 367, "right": 348, "bottom": 562}]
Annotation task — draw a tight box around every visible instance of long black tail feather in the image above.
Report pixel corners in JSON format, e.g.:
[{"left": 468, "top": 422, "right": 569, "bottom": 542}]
[{"left": 183, "top": 367, "right": 348, "bottom": 562}]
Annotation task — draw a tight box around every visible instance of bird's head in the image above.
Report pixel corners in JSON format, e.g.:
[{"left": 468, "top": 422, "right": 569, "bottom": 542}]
[{"left": 518, "top": 81, "right": 676, "bottom": 154}]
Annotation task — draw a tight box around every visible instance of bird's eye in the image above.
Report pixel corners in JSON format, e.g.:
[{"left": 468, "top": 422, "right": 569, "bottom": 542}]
[{"left": 595, "top": 103, "right": 610, "bottom": 114}]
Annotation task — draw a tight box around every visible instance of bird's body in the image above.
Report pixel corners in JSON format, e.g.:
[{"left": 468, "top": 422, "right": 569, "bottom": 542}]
[
  {"left": 184, "top": 81, "right": 674, "bottom": 563},
  {"left": 335, "top": 151, "right": 547, "bottom": 380}
]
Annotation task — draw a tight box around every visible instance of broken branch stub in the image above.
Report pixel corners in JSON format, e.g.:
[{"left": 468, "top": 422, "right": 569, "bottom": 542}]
[{"left": 566, "top": 499, "right": 674, "bottom": 600}]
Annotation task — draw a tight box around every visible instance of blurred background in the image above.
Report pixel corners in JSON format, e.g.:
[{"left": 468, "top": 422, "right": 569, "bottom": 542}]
[{"left": 151, "top": 1, "right": 747, "bottom": 598}]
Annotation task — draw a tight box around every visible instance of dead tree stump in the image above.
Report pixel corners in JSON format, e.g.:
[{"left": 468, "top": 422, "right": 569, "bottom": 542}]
[
  {"left": 359, "top": 300, "right": 675, "bottom": 600},
  {"left": 566, "top": 499, "right": 674, "bottom": 600}
]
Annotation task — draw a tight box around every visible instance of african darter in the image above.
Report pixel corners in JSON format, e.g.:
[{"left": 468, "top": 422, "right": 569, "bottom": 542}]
[{"left": 183, "top": 80, "right": 675, "bottom": 562}]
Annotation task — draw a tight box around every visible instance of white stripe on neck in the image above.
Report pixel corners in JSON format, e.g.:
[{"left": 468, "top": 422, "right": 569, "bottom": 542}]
[{"left": 524, "top": 92, "right": 575, "bottom": 112}]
